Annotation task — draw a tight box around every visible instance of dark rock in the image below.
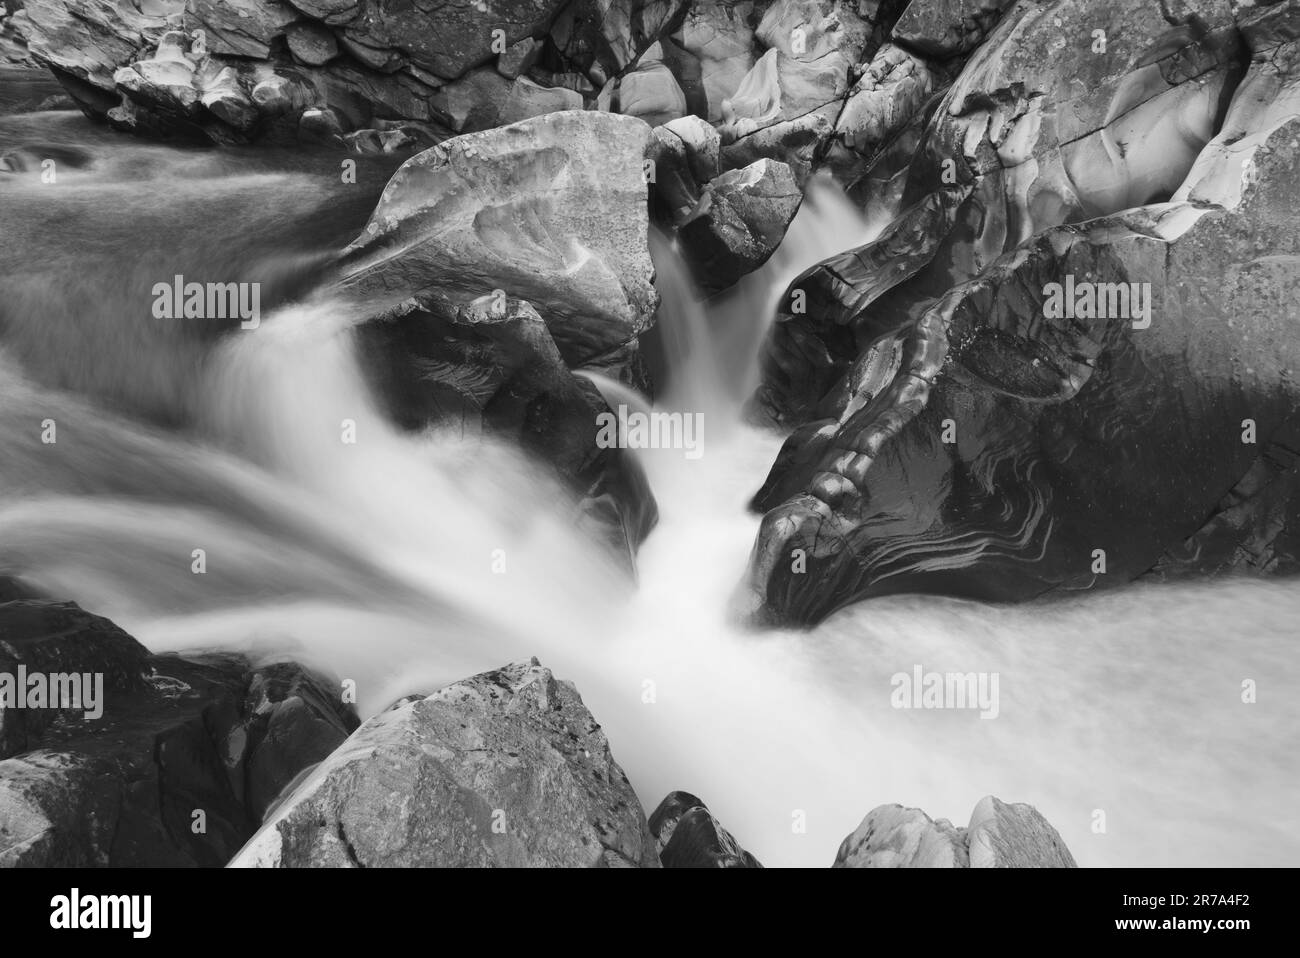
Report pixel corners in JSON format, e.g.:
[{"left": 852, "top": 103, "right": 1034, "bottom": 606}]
[
  {"left": 679, "top": 157, "right": 803, "bottom": 294},
  {"left": 891, "top": 0, "right": 1015, "bottom": 58},
  {"left": 230, "top": 660, "right": 660, "bottom": 867},
  {"left": 744, "top": 86, "right": 1300, "bottom": 624},
  {"left": 649, "top": 790, "right": 762, "bottom": 867},
  {"left": 549, "top": 0, "right": 691, "bottom": 80},
  {"left": 357, "top": 293, "right": 658, "bottom": 565},
  {"left": 0, "top": 601, "right": 357, "bottom": 867}
]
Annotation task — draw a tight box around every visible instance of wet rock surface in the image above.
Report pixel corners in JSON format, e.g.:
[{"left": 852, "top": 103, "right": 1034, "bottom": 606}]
[
  {"left": 0, "top": 600, "right": 357, "bottom": 866},
  {"left": 745, "top": 0, "right": 1300, "bottom": 625}
]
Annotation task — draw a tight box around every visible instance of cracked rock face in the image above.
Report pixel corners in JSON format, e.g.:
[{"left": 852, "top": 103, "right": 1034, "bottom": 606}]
[
  {"left": 744, "top": 0, "right": 1300, "bottom": 625},
  {"left": 230, "top": 661, "right": 660, "bottom": 867}
]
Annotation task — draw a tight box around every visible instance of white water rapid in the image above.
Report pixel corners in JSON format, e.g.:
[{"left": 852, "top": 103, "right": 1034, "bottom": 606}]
[{"left": 1, "top": 111, "right": 1296, "bottom": 867}]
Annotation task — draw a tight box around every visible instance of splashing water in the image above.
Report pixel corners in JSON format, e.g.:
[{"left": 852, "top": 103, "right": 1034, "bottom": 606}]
[{"left": 1, "top": 113, "right": 1296, "bottom": 868}]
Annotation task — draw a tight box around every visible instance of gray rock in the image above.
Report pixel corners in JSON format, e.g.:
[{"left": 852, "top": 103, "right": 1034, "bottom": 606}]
[
  {"left": 549, "top": 0, "right": 690, "bottom": 79},
  {"left": 338, "top": 110, "right": 658, "bottom": 370},
  {"left": 498, "top": 75, "right": 584, "bottom": 124},
  {"left": 891, "top": 0, "right": 1016, "bottom": 58},
  {"left": 679, "top": 157, "right": 803, "bottom": 293},
  {"left": 673, "top": 0, "right": 758, "bottom": 122},
  {"left": 833, "top": 804, "right": 969, "bottom": 867},
  {"left": 597, "top": 42, "right": 688, "bottom": 127},
  {"left": 184, "top": 0, "right": 298, "bottom": 59},
  {"left": 427, "top": 65, "right": 512, "bottom": 132},
  {"left": 649, "top": 791, "right": 762, "bottom": 867},
  {"left": 230, "top": 661, "right": 660, "bottom": 867},
  {"left": 285, "top": 19, "right": 339, "bottom": 66},
  {"left": 834, "top": 796, "right": 1075, "bottom": 867},
  {"left": 0, "top": 600, "right": 357, "bottom": 867},
  {"left": 966, "top": 796, "right": 1077, "bottom": 867}
]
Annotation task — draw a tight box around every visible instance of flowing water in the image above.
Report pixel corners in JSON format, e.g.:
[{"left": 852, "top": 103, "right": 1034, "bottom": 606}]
[{"left": 2, "top": 99, "right": 1297, "bottom": 867}]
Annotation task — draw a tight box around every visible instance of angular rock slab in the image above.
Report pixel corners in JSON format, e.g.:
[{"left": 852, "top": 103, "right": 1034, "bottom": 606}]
[
  {"left": 338, "top": 111, "right": 658, "bottom": 369},
  {"left": 230, "top": 661, "right": 660, "bottom": 867}
]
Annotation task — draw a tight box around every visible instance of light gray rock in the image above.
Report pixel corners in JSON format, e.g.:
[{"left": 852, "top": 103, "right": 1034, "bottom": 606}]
[
  {"left": 966, "top": 796, "right": 1077, "bottom": 867},
  {"left": 230, "top": 661, "right": 660, "bottom": 868},
  {"left": 597, "top": 42, "right": 688, "bottom": 127},
  {"left": 338, "top": 110, "right": 657, "bottom": 368},
  {"left": 834, "top": 796, "right": 1076, "bottom": 867},
  {"left": 833, "top": 804, "right": 969, "bottom": 867},
  {"left": 499, "top": 75, "right": 585, "bottom": 124}
]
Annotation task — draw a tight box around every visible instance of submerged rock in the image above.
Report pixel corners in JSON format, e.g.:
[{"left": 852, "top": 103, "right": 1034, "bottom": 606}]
[
  {"left": 834, "top": 796, "right": 1075, "bottom": 867},
  {"left": 649, "top": 790, "right": 762, "bottom": 867},
  {"left": 0, "top": 600, "right": 357, "bottom": 867},
  {"left": 231, "top": 660, "right": 660, "bottom": 867}
]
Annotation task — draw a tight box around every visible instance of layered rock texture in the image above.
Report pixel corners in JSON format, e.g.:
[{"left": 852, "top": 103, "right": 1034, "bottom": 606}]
[
  {"left": 745, "top": 0, "right": 1300, "bottom": 624},
  {"left": 833, "top": 796, "right": 1076, "bottom": 867},
  {"left": 0, "top": 600, "right": 358, "bottom": 866}
]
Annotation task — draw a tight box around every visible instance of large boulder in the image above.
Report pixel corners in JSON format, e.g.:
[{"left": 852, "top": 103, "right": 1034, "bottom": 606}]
[
  {"left": 834, "top": 796, "right": 1076, "bottom": 867},
  {"left": 0, "top": 600, "right": 357, "bottom": 867},
  {"left": 338, "top": 110, "right": 658, "bottom": 370},
  {"left": 743, "top": 1, "right": 1300, "bottom": 624},
  {"left": 230, "top": 660, "right": 660, "bottom": 867},
  {"left": 549, "top": 0, "right": 691, "bottom": 82}
]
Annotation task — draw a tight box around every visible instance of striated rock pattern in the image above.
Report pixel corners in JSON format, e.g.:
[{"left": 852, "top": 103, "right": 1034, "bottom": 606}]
[
  {"left": 230, "top": 660, "right": 660, "bottom": 867},
  {"left": 745, "top": 0, "right": 1300, "bottom": 625}
]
